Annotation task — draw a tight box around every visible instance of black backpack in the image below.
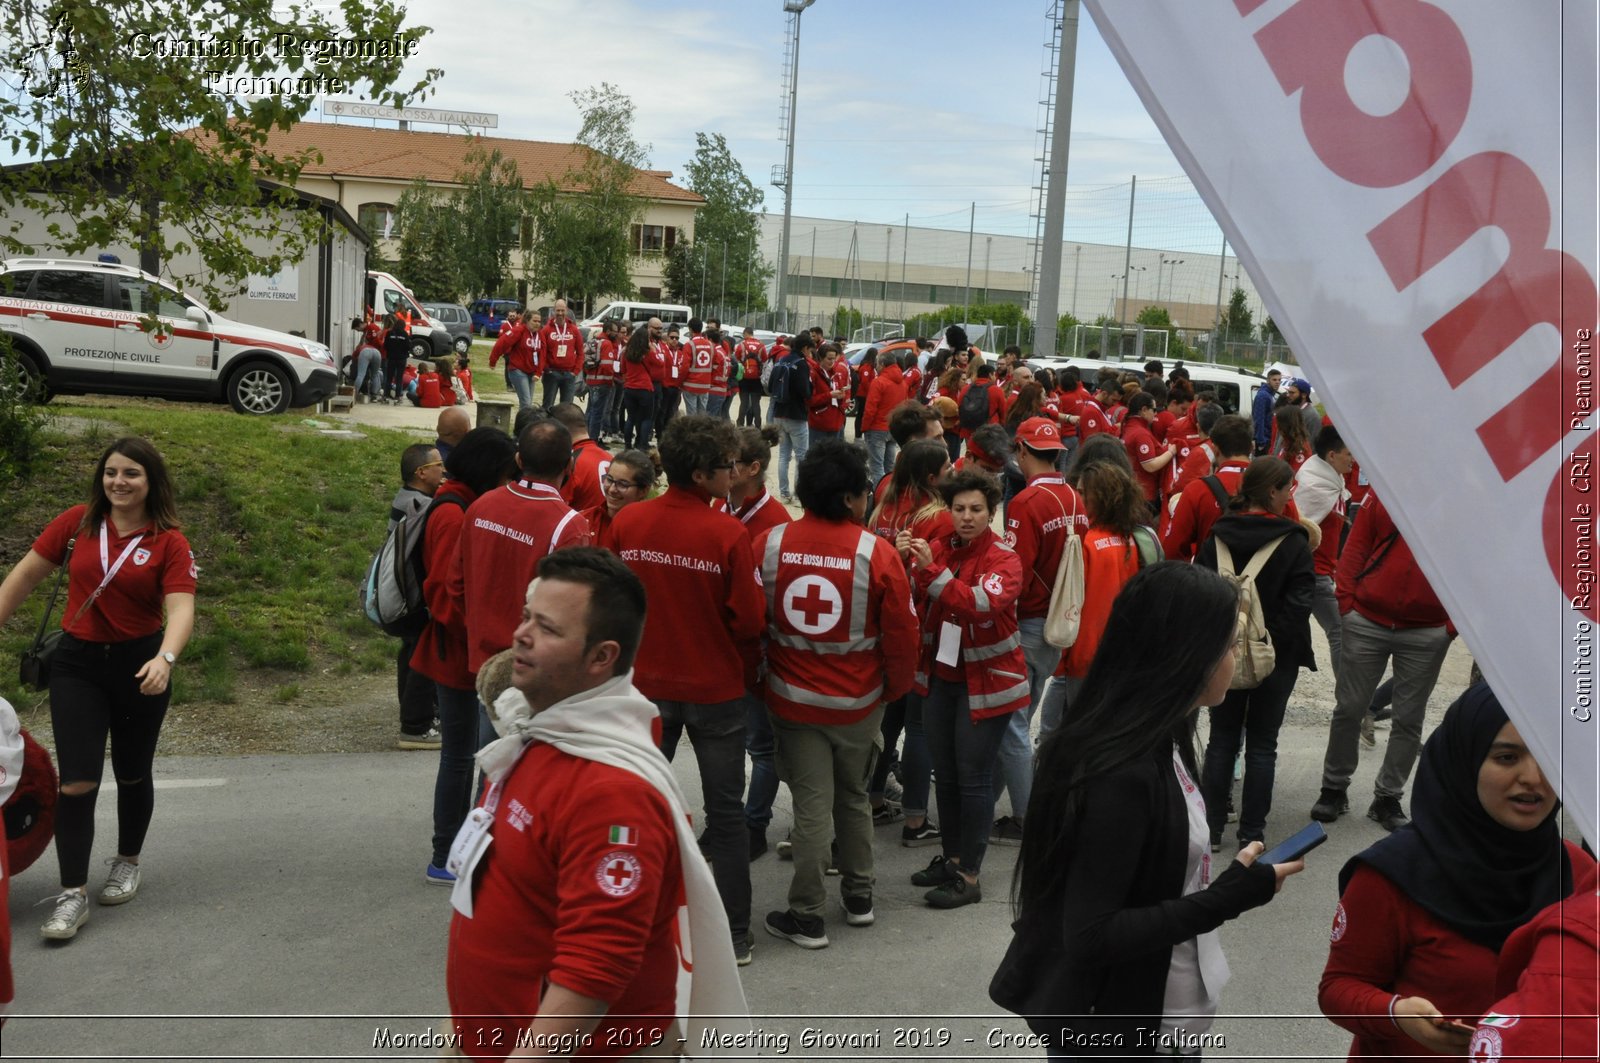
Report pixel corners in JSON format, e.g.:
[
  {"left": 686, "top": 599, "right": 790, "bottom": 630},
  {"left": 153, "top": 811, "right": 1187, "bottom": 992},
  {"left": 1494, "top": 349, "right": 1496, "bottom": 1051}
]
[
  {"left": 768, "top": 356, "right": 796, "bottom": 406},
  {"left": 958, "top": 384, "right": 991, "bottom": 431}
]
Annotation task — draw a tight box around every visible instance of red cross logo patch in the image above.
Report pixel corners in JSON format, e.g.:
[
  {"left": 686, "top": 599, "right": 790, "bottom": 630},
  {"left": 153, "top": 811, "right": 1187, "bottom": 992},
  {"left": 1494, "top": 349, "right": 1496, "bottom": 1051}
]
[
  {"left": 1330, "top": 902, "right": 1347, "bottom": 943},
  {"left": 783, "top": 575, "right": 843, "bottom": 636},
  {"left": 1469, "top": 1027, "right": 1502, "bottom": 1062},
  {"left": 982, "top": 573, "right": 1004, "bottom": 598},
  {"left": 595, "top": 850, "right": 642, "bottom": 897}
]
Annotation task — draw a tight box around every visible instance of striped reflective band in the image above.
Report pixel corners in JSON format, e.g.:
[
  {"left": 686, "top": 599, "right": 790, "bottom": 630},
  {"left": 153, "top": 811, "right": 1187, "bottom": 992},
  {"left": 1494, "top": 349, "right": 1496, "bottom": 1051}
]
[
  {"left": 769, "top": 631, "right": 879, "bottom": 655},
  {"left": 847, "top": 530, "right": 875, "bottom": 640},
  {"left": 760, "top": 523, "right": 788, "bottom": 613},
  {"left": 972, "top": 584, "right": 992, "bottom": 613},
  {"left": 970, "top": 679, "right": 1032, "bottom": 710},
  {"left": 927, "top": 569, "right": 954, "bottom": 600},
  {"left": 962, "top": 631, "right": 1022, "bottom": 662},
  {"left": 768, "top": 675, "right": 882, "bottom": 712}
]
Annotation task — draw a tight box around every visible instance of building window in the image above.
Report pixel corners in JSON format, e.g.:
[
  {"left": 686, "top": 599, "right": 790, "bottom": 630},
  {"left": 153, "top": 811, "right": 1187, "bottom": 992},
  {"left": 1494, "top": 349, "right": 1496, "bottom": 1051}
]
[
  {"left": 358, "top": 203, "right": 399, "bottom": 239},
  {"left": 637, "top": 286, "right": 661, "bottom": 301},
  {"left": 631, "top": 225, "right": 678, "bottom": 256}
]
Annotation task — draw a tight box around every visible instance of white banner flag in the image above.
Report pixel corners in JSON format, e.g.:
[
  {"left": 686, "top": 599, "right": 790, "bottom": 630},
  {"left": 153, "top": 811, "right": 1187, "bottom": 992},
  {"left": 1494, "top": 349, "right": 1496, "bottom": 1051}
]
[{"left": 1082, "top": 0, "right": 1599, "bottom": 842}]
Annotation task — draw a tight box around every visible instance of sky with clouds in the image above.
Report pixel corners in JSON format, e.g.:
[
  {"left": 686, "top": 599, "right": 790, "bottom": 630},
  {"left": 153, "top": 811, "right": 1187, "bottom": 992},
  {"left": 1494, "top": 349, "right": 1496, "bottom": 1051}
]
[{"left": 312, "top": 0, "right": 1222, "bottom": 251}]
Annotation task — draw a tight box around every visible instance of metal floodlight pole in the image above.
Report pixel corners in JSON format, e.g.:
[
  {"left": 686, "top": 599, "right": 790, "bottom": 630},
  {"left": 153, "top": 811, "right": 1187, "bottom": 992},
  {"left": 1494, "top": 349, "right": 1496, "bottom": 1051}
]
[
  {"left": 1211, "top": 234, "right": 1227, "bottom": 358},
  {"left": 720, "top": 241, "right": 727, "bottom": 313},
  {"left": 963, "top": 201, "right": 975, "bottom": 324},
  {"left": 1119, "top": 175, "right": 1136, "bottom": 327},
  {"left": 774, "top": 0, "right": 816, "bottom": 332},
  {"left": 899, "top": 213, "right": 909, "bottom": 322},
  {"left": 1032, "top": 0, "right": 1079, "bottom": 357}
]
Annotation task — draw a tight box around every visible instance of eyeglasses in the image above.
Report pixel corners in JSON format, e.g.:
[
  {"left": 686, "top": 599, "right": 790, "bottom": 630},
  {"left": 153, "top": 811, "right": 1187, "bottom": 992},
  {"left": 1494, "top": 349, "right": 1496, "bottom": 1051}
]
[
  {"left": 418, "top": 460, "right": 443, "bottom": 471},
  {"left": 602, "top": 474, "right": 646, "bottom": 492}
]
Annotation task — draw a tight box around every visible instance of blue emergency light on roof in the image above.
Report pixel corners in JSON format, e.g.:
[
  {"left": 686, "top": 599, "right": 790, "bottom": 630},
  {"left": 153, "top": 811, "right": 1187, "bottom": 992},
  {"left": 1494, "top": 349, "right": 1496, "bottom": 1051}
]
[{"left": 97, "top": 253, "right": 120, "bottom": 264}]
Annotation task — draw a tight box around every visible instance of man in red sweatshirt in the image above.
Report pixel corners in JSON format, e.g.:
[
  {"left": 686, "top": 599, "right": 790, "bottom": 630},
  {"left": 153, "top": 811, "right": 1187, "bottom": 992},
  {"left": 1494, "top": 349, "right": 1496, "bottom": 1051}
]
[
  {"left": 550, "top": 403, "right": 611, "bottom": 516},
  {"left": 448, "top": 419, "right": 590, "bottom": 740},
  {"left": 756, "top": 440, "right": 918, "bottom": 949},
  {"left": 1310, "top": 492, "right": 1453, "bottom": 832},
  {"left": 538, "top": 298, "right": 582, "bottom": 410},
  {"left": 601, "top": 415, "right": 765, "bottom": 964},
  {"left": 487, "top": 310, "right": 537, "bottom": 412}
]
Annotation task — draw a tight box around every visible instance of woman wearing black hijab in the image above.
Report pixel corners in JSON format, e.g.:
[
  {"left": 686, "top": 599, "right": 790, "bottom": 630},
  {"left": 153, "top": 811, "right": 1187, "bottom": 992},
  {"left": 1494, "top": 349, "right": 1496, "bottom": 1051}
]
[{"left": 1317, "top": 682, "right": 1593, "bottom": 1059}]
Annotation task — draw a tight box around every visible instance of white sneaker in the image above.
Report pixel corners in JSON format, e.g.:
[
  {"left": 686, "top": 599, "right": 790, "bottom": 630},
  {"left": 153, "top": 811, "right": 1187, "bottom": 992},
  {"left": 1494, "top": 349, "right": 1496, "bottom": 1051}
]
[
  {"left": 41, "top": 890, "right": 90, "bottom": 939},
  {"left": 99, "top": 858, "right": 141, "bottom": 905},
  {"left": 1360, "top": 714, "right": 1377, "bottom": 749}
]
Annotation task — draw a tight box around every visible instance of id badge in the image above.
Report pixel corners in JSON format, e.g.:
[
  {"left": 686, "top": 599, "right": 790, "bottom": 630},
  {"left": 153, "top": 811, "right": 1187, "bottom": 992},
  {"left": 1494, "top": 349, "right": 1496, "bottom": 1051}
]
[
  {"left": 671, "top": 366, "right": 680, "bottom": 380},
  {"left": 936, "top": 621, "right": 962, "bottom": 666},
  {"left": 558, "top": 344, "right": 569, "bottom": 360},
  {"left": 448, "top": 807, "right": 494, "bottom": 918}
]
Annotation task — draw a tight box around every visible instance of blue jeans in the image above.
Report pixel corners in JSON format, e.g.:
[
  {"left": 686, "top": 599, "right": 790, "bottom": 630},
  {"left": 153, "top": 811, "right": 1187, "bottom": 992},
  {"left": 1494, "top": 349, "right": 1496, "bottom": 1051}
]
[
  {"left": 1038, "top": 673, "right": 1083, "bottom": 739},
  {"left": 775, "top": 417, "right": 809, "bottom": 498},
  {"left": 656, "top": 698, "right": 750, "bottom": 938},
  {"left": 708, "top": 394, "right": 730, "bottom": 419},
  {"left": 684, "top": 391, "right": 710, "bottom": 417},
  {"left": 353, "top": 347, "right": 382, "bottom": 396},
  {"left": 431, "top": 683, "right": 481, "bottom": 868},
  {"left": 864, "top": 430, "right": 897, "bottom": 483},
  {"left": 656, "top": 387, "right": 680, "bottom": 442},
  {"left": 507, "top": 368, "right": 534, "bottom": 410},
  {"left": 811, "top": 428, "right": 844, "bottom": 443},
  {"left": 586, "top": 383, "right": 614, "bottom": 440},
  {"left": 542, "top": 369, "right": 576, "bottom": 410},
  {"left": 622, "top": 388, "right": 654, "bottom": 450},
  {"left": 738, "top": 382, "right": 763, "bottom": 426},
  {"left": 992, "top": 617, "right": 1061, "bottom": 820},
  {"left": 900, "top": 691, "right": 933, "bottom": 820},
  {"left": 922, "top": 677, "right": 1010, "bottom": 875},
  {"left": 1199, "top": 662, "right": 1298, "bottom": 843},
  {"left": 743, "top": 693, "right": 779, "bottom": 832}
]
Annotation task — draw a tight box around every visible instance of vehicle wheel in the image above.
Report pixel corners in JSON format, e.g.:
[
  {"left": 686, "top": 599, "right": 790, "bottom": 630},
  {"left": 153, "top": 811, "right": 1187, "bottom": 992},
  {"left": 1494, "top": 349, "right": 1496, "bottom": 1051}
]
[
  {"left": 453, "top": 335, "right": 471, "bottom": 355},
  {"left": 3, "top": 351, "right": 51, "bottom": 403},
  {"left": 228, "top": 361, "right": 292, "bottom": 415},
  {"left": 410, "top": 336, "right": 431, "bottom": 362}
]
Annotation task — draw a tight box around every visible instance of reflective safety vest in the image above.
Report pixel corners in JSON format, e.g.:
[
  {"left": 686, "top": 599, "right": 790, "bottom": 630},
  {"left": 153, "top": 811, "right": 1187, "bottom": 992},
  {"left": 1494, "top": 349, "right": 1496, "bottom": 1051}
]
[{"left": 755, "top": 517, "right": 918, "bottom": 726}]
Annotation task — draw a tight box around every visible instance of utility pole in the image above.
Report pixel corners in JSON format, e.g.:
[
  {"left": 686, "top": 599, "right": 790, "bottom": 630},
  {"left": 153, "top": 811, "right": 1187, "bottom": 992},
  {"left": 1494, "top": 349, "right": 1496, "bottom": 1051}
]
[
  {"left": 983, "top": 235, "right": 992, "bottom": 304},
  {"left": 773, "top": 0, "right": 817, "bottom": 331},
  {"left": 884, "top": 227, "right": 892, "bottom": 319},
  {"left": 899, "top": 213, "right": 909, "bottom": 322},
  {"left": 1119, "top": 174, "right": 1136, "bottom": 329},
  {"left": 963, "top": 201, "right": 975, "bottom": 324},
  {"left": 1032, "top": 0, "right": 1080, "bottom": 358},
  {"left": 1210, "top": 234, "right": 1227, "bottom": 359}
]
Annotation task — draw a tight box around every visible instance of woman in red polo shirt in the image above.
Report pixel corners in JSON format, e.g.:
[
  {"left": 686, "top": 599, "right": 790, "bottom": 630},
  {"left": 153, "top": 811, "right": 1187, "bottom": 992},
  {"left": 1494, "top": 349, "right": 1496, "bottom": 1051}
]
[
  {"left": 0, "top": 438, "right": 197, "bottom": 942},
  {"left": 581, "top": 448, "right": 657, "bottom": 546},
  {"left": 724, "top": 426, "right": 790, "bottom": 541}
]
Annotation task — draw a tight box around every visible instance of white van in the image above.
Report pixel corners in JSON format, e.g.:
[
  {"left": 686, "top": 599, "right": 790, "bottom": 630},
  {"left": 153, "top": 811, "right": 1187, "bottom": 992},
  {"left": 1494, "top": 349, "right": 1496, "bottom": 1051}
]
[
  {"left": 580, "top": 300, "right": 693, "bottom": 341},
  {"left": 1028, "top": 356, "right": 1267, "bottom": 415},
  {"left": 366, "top": 270, "right": 454, "bottom": 361}
]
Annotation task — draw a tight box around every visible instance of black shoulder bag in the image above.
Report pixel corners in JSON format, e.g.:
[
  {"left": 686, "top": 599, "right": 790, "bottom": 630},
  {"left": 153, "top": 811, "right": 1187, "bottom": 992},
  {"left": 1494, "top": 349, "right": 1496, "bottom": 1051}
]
[{"left": 19, "top": 537, "right": 76, "bottom": 691}]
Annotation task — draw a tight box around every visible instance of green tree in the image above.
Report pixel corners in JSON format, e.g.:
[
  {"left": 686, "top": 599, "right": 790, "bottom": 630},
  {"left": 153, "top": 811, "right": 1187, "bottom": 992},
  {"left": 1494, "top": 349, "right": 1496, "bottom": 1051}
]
[
  {"left": 663, "top": 133, "right": 772, "bottom": 316},
  {"left": 1219, "top": 286, "right": 1255, "bottom": 343},
  {"left": 452, "top": 144, "right": 524, "bottom": 300},
  {"left": 394, "top": 179, "right": 460, "bottom": 302},
  {"left": 829, "top": 306, "right": 863, "bottom": 338},
  {"left": 1260, "top": 314, "right": 1283, "bottom": 342},
  {"left": 525, "top": 83, "right": 647, "bottom": 312},
  {"left": 0, "top": 0, "right": 438, "bottom": 307},
  {"left": 1056, "top": 312, "right": 1081, "bottom": 336}
]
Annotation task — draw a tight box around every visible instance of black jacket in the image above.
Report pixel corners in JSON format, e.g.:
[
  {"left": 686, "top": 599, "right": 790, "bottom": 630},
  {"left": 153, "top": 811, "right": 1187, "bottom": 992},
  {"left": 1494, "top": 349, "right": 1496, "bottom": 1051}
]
[
  {"left": 990, "top": 746, "right": 1277, "bottom": 1054},
  {"left": 1195, "top": 513, "right": 1317, "bottom": 671}
]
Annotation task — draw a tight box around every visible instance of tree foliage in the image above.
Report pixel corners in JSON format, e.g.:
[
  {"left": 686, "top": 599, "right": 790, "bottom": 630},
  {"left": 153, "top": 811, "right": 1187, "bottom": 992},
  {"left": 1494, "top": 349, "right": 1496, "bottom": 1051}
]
[
  {"left": 0, "top": 0, "right": 439, "bottom": 306},
  {"left": 1056, "top": 312, "right": 1082, "bottom": 337},
  {"left": 394, "top": 179, "right": 460, "bottom": 302},
  {"left": 662, "top": 133, "right": 771, "bottom": 316},
  {"left": 1219, "top": 286, "right": 1254, "bottom": 340},
  {"left": 452, "top": 145, "right": 524, "bottom": 300},
  {"left": 904, "top": 301, "right": 1030, "bottom": 340},
  {"left": 524, "top": 83, "right": 646, "bottom": 314},
  {"left": 1260, "top": 314, "right": 1283, "bottom": 342}
]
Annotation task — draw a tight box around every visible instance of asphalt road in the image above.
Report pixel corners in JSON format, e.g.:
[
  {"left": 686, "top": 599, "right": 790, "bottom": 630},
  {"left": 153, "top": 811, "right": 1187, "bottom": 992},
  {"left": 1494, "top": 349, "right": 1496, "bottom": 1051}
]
[{"left": 4, "top": 637, "right": 1485, "bottom": 1062}]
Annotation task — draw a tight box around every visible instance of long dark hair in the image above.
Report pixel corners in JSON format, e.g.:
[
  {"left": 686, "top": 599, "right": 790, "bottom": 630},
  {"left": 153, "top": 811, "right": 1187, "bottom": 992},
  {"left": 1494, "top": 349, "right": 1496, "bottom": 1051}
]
[
  {"left": 1273, "top": 404, "right": 1311, "bottom": 459},
  {"left": 624, "top": 323, "right": 651, "bottom": 364},
  {"left": 1230, "top": 455, "right": 1294, "bottom": 512},
  {"left": 1003, "top": 382, "right": 1046, "bottom": 431},
  {"left": 1013, "top": 562, "right": 1239, "bottom": 916},
  {"left": 84, "top": 437, "right": 180, "bottom": 533},
  {"left": 870, "top": 439, "right": 948, "bottom": 531}
]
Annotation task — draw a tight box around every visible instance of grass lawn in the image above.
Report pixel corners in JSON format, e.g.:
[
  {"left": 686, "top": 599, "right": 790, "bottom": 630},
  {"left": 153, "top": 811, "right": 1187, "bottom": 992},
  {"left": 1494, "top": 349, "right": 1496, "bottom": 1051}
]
[{"left": 0, "top": 397, "right": 432, "bottom": 711}]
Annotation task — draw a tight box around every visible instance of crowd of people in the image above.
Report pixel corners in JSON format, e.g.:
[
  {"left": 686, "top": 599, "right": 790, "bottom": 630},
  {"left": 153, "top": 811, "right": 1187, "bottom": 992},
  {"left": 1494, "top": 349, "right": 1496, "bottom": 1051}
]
[{"left": 0, "top": 319, "right": 1593, "bottom": 1058}]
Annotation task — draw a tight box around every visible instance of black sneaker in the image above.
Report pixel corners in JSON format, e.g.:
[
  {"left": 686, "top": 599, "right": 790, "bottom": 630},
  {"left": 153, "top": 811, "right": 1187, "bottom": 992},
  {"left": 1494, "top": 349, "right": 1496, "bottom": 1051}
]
[
  {"left": 925, "top": 875, "right": 982, "bottom": 909},
  {"left": 1209, "top": 831, "right": 1222, "bottom": 854},
  {"left": 1370, "top": 706, "right": 1393, "bottom": 724},
  {"left": 825, "top": 841, "right": 841, "bottom": 876},
  {"left": 910, "top": 855, "right": 957, "bottom": 887},
  {"left": 733, "top": 933, "right": 753, "bottom": 967},
  {"left": 748, "top": 826, "right": 768, "bottom": 862},
  {"left": 901, "top": 821, "right": 942, "bottom": 848},
  {"left": 990, "top": 815, "right": 1024, "bottom": 847},
  {"left": 872, "top": 800, "right": 904, "bottom": 826},
  {"left": 1310, "top": 787, "right": 1349, "bottom": 822},
  {"left": 1368, "top": 795, "right": 1409, "bottom": 832},
  {"left": 764, "top": 909, "right": 829, "bottom": 949},
  {"left": 842, "top": 894, "right": 874, "bottom": 927}
]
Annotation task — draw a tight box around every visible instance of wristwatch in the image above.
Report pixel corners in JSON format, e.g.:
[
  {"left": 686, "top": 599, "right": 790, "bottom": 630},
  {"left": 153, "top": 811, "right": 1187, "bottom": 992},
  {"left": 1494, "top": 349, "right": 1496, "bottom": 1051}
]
[{"left": 161, "top": 651, "right": 176, "bottom": 665}]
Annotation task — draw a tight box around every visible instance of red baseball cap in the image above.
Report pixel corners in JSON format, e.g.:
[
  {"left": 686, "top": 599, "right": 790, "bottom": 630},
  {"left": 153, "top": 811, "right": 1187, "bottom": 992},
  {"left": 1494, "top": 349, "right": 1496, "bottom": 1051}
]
[{"left": 1016, "top": 416, "right": 1067, "bottom": 451}]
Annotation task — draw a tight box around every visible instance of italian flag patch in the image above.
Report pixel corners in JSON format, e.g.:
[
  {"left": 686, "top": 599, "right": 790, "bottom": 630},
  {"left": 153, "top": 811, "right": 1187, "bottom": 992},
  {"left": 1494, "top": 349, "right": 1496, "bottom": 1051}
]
[
  {"left": 1478, "top": 1014, "right": 1518, "bottom": 1029},
  {"left": 608, "top": 825, "right": 637, "bottom": 846}
]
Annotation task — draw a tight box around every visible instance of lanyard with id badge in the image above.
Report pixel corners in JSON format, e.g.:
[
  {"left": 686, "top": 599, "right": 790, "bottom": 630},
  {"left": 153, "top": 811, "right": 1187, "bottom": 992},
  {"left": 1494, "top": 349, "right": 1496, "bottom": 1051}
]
[{"left": 448, "top": 738, "right": 534, "bottom": 918}]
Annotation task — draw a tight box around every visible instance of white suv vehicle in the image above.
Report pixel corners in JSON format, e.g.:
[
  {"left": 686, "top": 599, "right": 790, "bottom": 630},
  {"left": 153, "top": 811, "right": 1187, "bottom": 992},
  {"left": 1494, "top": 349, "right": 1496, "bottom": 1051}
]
[{"left": 0, "top": 258, "right": 339, "bottom": 414}]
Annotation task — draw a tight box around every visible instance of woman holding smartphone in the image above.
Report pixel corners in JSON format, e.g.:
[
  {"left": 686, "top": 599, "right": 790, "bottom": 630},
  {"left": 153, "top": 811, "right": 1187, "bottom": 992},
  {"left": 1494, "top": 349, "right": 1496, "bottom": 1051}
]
[
  {"left": 0, "top": 438, "right": 196, "bottom": 942},
  {"left": 1318, "top": 681, "right": 1592, "bottom": 1059},
  {"left": 991, "top": 563, "right": 1303, "bottom": 1057}
]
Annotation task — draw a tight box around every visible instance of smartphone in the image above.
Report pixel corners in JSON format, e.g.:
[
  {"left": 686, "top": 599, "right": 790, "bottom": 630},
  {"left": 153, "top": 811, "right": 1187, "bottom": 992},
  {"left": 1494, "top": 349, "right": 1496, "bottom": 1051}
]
[{"left": 1257, "top": 822, "right": 1327, "bottom": 864}]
